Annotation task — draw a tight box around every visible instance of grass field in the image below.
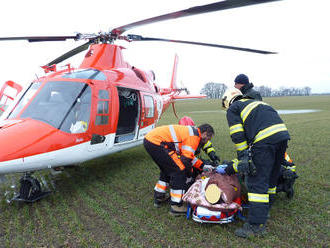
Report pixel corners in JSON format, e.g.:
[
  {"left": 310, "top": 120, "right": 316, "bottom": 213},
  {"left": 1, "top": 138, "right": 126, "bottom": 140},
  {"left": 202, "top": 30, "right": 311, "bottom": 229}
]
[{"left": 0, "top": 95, "right": 329, "bottom": 247}]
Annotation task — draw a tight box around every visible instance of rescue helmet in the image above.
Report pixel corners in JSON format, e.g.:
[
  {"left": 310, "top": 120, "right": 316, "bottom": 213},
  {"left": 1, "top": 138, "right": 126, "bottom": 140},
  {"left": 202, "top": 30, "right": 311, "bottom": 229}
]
[
  {"left": 179, "top": 116, "right": 195, "bottom": 126},
  {"left": 221, "top": 88, "right": 242, "bottom": 110}
]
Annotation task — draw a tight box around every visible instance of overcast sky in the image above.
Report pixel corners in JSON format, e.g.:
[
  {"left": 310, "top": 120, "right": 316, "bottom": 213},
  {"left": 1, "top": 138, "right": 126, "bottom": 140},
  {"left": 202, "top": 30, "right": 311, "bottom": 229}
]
[{"left": 0, "top": 0, "right": 329, "bottom": 95}]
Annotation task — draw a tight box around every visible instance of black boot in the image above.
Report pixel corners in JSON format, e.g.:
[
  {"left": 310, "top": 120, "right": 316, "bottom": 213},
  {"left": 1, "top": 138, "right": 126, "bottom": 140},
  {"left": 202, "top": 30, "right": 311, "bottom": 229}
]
[
  {"left": 154, "top": 191, "right": 169, "bottom": 208},
  {"left": 235, "top": 223, "right": 266, "bottom": 238}
]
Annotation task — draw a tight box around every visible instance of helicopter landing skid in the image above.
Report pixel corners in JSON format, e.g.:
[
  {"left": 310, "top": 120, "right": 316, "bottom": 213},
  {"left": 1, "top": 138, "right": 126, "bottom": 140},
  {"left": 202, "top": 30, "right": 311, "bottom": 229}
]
[{"left": 12, "top": 173, "right": 51, "bottom": 203}]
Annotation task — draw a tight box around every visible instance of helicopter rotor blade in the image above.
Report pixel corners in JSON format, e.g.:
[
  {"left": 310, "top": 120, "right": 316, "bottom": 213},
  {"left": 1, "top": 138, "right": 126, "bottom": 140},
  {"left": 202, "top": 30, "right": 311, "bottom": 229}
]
[
  {"left": 46, "top": 41, "right": 92, "bottom": 66},
  {"left": 127, "top": 35, "right": 276, "bottom": 54},
  {"left": 0, "top": 35, "right": 79, "bottom": 42},
  {"left": 112, "top": 0, "right": 281, "bottom": 35}
]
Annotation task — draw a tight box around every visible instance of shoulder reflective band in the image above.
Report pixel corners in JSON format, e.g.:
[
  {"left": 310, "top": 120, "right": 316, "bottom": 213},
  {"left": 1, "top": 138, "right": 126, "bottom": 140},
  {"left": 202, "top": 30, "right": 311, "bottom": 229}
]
[
  {"left": 267, "top": 187, "right": 276, "bottom": 194},
  {"left": 253, "top": 123, "right": 288, "bottom": 144},
  {"left": 240, "top": 101, "right": 268, "bottom": 124},
  {"left": 235, "top": 141, "right": 248, "bottom": 151},
  {"left": 248, "top": 193, "right": 269, "bottom": 203},
  {"left": 232, "top": 158, "right": 239, "bottom": 172},
  {"left": 239, "top": 99, "right": 249, "bottom": 102},
  {"left": 230, "top": 123, "right": 244, "bottom": 135},
  {"left": 191, "top": 126, "right": 200, "bottom": 136},
  {"left": 169, "top": 125, "right": 179, "bottom": 152},
  {"left": 188, "top": 126, "right": 194, "bottom": 136},
  {"left": 182, "top": 145, "right": 195, "bottom": 154}
]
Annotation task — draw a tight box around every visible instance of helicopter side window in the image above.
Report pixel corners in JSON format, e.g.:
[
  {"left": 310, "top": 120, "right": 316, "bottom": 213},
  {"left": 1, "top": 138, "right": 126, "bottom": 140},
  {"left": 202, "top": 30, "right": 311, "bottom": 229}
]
[
  {"left": 18, "top": 81, "right": 91, "bottom": 132},
  {"left": 60, "top": 86, "right": 92, "bottom": 133},
  {"left": 143, "top": 95, "right": 154, "bottom": 118},
  {"left": 95, "top": 90, "right": 110, "bottom": 125}
]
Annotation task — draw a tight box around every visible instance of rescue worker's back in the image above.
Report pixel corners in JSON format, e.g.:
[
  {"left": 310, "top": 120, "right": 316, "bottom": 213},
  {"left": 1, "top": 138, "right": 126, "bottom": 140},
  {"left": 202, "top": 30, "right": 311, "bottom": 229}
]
[
  {"left": 145, "top": 125, "right": 202, "bottom": 171},
  {"left": 227, "top": 99, "right": 290, "bottom": 149}
]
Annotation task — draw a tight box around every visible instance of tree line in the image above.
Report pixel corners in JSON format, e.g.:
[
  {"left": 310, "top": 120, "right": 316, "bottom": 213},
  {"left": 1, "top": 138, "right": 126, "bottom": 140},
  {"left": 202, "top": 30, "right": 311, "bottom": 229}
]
[{"left": 200, "top": 82, "right": 312, "bottom": 99}]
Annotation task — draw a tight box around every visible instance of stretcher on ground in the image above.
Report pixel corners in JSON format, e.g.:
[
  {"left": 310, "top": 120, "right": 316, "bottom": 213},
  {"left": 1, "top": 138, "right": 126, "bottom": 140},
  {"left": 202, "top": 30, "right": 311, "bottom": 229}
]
[{"left": 183, "top": 171, "right": 243, "bottom": 224}]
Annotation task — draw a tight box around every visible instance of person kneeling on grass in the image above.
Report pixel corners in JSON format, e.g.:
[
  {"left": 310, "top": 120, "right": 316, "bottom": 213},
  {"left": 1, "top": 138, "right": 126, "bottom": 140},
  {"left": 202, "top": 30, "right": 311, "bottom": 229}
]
[{"left": 143, "top": 123, "right": 215, "bottom": 216}]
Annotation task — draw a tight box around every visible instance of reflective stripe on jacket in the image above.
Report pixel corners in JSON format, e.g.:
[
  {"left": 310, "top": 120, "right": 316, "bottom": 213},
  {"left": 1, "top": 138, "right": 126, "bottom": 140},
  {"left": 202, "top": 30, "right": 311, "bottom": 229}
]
[
  {"left": 145, "top": 125, "right": 203, "bottom": 170},
  {"left": 202, "top": 141, "right": 215, "bottom": 154},
  {"left": 226, "top": 99, "right": 290, "bottom": 152}
]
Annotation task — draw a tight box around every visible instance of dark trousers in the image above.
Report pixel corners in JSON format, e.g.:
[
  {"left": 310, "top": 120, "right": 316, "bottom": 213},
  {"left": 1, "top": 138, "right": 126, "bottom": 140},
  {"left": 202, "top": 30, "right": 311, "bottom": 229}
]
[
  {"left": 143, "top": 139, "right": 187, "bottom": 205},
  {"left": 247, "top": 140, "right": 288, "bottom": 224}
]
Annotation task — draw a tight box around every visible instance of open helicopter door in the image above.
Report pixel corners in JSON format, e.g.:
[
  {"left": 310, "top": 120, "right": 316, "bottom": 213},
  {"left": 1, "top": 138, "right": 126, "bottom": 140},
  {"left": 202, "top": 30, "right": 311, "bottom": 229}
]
[
  {"left": 115, "top": 87, "right": 140, "bottom": 143},
  {"left": 138, "top": 92, "right": 156, "bottom": 139}
]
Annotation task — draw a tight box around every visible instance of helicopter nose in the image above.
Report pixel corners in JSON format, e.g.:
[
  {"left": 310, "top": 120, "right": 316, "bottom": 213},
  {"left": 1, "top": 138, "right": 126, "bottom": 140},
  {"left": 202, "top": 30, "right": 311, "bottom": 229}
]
[{"left": 0, "top": 119, "right": 61, "bottom": 163}]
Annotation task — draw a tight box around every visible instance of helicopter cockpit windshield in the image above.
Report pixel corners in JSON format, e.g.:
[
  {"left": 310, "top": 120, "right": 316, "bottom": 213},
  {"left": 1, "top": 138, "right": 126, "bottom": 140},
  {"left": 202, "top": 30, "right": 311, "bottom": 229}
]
[{"left": 9, "top": 81, "right": 91, "bottom": 133}]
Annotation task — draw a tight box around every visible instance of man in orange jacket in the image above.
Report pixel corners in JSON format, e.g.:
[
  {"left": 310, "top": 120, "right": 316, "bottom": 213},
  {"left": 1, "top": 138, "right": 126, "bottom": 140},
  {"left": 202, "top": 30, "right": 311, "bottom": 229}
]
[{"left": 144, "top": 123, "right": 214, "bottom": 216}]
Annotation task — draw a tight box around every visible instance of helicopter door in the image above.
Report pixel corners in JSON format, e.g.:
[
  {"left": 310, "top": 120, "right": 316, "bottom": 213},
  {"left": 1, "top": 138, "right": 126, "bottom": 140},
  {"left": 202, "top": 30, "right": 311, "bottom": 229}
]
[
  {"left": 138, "top": 93, "right": 156, "bottom": 139},
  {"left": 88, "top": 89, "right": 111, "bottom": 151},
  {"left": 115, "top": 87, "right": 140, "bottom": 143}
]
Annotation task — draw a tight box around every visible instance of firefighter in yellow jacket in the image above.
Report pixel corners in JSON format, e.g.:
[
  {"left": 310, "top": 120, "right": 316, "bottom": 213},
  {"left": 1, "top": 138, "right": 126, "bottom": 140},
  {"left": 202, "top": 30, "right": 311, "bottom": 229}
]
[
  {"left": 220, "top": 88, "right": 290, "bottom": 238},
  {"left": 144, "top": 124, "right": 214, "bottom": 216}
]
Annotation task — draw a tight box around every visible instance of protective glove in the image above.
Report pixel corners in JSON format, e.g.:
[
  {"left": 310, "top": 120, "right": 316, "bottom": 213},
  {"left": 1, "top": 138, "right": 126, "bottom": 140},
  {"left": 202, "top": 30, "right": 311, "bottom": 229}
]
[
  {"left": 216, "top": 164, "right": 228, "bottom": 174},
  {"left": 236, "top": 150, "right": 250, "bottom": 174},
  {"left": 237, "top": 149, "right": 249, "bottom": 161},
  {"left": 208, "top": 151, "right": 220, "bottom": 163},
  {"left": 282, "top": 159, "right": 295, "bottom": 167},
  {"left": 282, "top": 168, "right": 296, "bottom": 180},
  {"left": 203, "top": 164, "right": 214, "bottom": 172},
  {"left": 236, "top": 150, "right": 257, "bottom": 176}
]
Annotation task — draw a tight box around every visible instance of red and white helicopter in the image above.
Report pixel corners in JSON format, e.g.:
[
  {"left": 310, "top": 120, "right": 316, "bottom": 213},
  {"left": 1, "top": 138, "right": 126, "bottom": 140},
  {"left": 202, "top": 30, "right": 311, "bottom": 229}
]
[{"left": 0, "top": 0, "right": 278, "bottom": 202}]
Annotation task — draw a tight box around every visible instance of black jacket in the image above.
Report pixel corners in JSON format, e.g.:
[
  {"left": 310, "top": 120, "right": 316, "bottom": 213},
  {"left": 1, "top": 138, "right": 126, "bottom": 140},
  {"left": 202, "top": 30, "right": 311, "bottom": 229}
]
[
  {"left": 226, "top": 99, "right": 290, "bottom": 152},
  {"left": 240, "top": 83, "right": 263, "bottom": 101}
]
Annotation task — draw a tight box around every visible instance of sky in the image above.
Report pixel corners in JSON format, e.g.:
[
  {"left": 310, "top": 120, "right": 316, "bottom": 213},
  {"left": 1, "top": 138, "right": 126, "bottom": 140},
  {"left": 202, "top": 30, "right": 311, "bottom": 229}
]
[{"left": 0, "top": 0, "right": 329, "bottom": 95}]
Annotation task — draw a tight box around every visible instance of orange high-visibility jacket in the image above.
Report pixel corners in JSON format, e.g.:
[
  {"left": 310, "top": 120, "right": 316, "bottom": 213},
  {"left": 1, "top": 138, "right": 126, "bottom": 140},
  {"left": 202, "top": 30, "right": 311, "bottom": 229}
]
[{"left": 145, "top": 125, "right": 204, "bottom": 171}]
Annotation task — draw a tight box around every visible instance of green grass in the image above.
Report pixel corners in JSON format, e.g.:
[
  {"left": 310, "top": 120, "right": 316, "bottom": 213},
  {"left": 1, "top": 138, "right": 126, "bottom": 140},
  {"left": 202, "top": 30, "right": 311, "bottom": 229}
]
[{"left": 0, "top": 95, "right": 329, "bottom": 247}]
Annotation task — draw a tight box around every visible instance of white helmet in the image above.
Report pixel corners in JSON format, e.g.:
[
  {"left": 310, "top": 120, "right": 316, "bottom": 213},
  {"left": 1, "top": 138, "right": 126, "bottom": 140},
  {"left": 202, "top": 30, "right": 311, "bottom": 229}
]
[{"left": 221, "top": 88, "right": 242, "bottom": 110}]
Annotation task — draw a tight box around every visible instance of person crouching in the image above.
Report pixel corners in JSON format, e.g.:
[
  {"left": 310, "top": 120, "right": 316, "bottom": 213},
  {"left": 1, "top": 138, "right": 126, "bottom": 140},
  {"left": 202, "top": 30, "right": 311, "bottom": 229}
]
[{"left": 143, "top": 124, "right": 214, "bottom": 216}]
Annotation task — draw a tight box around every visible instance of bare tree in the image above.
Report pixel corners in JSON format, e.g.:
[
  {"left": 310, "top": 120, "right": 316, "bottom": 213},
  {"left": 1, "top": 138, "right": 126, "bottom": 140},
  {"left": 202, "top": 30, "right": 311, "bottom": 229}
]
[
  {"left": 200, "top": 82, "right": 314, "bottom": 98},
  {"left": 200, "top": 82, "right": 227, "bottom": 99}
]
